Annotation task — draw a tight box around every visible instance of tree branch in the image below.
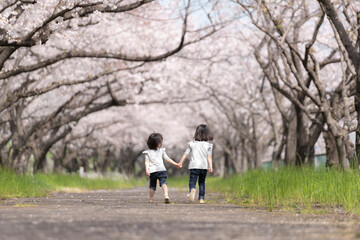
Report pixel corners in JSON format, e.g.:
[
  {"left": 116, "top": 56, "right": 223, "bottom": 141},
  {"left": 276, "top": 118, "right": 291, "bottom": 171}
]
[
  {"left": 317, "top": 0, "right": 359, "bottom": 67},
  {"left": 0, "top": 1, "right": 190, "bottom": 80}
]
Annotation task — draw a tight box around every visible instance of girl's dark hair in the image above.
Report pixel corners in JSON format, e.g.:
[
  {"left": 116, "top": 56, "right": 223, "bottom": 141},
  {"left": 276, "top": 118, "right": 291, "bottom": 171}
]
[
  {"left": 147, "top": 133, "right": 163, "bottom": 150},
  {"left": 194, "top": 124, "right": 213, "bottom": 141}
]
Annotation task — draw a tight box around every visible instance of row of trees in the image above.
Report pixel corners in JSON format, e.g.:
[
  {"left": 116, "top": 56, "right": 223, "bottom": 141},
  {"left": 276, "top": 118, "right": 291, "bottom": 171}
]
[
  {"left": 174, "top": 0, "right": 360, "bottom": 172},
  {"left": 0, "top": 0, "right": 359, "bottom": 175},
  {"left": 246, "top": 0, "right": 360, "bottom": 170},
  {"left": 0, "top": 0, "right": 227, "bottom": 174}
]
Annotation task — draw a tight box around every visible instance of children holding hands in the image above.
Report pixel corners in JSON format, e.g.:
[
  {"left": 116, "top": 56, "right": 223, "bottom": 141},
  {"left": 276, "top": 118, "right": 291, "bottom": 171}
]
[{"left": 143, "top": 124, "right": 213, "bottom": 204}]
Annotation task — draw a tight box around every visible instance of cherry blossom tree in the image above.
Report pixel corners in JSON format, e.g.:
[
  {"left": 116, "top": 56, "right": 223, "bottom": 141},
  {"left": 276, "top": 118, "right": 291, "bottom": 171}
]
[
  {"left": 315, "top": 0, "right": 360, "bottom": 168},
  {"left": 0, "top": 0, "right": 234, "bottom": 174},
  {"left": 233, "top": 0, "right": 357, "bottom": 170},
  {"left": 5, "top": 0, "right": 357, "bottom": 176}
]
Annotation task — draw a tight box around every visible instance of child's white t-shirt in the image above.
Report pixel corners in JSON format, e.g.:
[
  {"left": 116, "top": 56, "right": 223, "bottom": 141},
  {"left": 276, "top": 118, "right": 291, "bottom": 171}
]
[
  {"left": 184, "top": 141, "right": 213, "bottom": 170},
  {"left": 142, "top": 148, "right": 170, "bottom": 173}
]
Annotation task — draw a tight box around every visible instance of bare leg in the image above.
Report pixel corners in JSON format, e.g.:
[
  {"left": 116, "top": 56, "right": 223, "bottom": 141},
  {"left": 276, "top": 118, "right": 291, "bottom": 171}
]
[
  {"left": 149, "top": 188, "right": 155, "bottom": 202},
  {"left": 162, "top": 184, "right": 170, "bottom": 203},
  {"left": 161, "top": 184, "right": 168, "bottom": 196}
]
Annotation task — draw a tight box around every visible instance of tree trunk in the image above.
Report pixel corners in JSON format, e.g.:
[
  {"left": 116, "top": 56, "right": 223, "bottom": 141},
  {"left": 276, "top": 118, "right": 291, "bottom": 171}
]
[
  {"left": 33, "top": 148, "right": 48, "bottom": 174},
  {"left": 272, "top": 134, "right": 285, "bottom": 169},
  {"left": 80, "top": 158, "right": 89, "bottom": 172},
  {"left": 93, "top": 153, "right": 99, "bottom": 172},
  {"left": 285, "top": 110, "right": 297, "bottom": 165},
  {"left": 323, "top": 130, "right": 339, "bottom": 167},
  {"left": 335, "top": 136, "right": 350, "bottom": 170},
  {"left": 296, "top": 109, "right": 310, "bottom": 165},
  {"left": 53, "top": 157, "right": 63, "bottom": 173},
  {"left": 325, "top": 109, "right": 350, "bottom": 171},
  {"left": 101, "top": 149, "right": 111, "bottom": 174},
  {"left": 63, "top": 156, "right": 79, "bottom": 173},
  {"left": 52, "top": 145, "right": 66, "bottom": 173},
  {"left": 10, "top": 145, "right": 27, "bottom": 174},
  {"left": 224, "top": 151, "right": 232, "bottom": 176},
  {"left": 240, "top": 138, "right": 246, "bottom": 171},
  {"left": 344, "top": 135, "right": 355, "bottom": 167},
  {"left": 356, "top": 70, "right": 360, "bottom": 170},
  {"left": 308, "top": 113, "right": 326, "bottom": 166},
  {"left": 251, "top": 115, "right": 261, "bottom": 169}
]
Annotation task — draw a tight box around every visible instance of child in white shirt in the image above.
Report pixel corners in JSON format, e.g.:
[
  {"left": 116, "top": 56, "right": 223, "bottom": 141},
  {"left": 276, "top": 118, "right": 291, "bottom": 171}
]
[
  {"left": 143, "top": 133, "right": 179, "bottom": 204},
  {"left": 178, "top": 124, "right": 213, "bottom": 204}
]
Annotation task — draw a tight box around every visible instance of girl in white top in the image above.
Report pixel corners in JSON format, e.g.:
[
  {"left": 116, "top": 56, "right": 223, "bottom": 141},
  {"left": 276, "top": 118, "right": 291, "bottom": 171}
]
[
  {"left": 143, "top": 133, "right": 179, "bottom": 204},
  {"left": 178, "top": 124, "right": 213, "bottom": 204}
]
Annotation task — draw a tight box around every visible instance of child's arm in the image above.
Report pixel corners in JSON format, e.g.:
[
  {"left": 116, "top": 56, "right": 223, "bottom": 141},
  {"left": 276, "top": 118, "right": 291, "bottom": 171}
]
[
  {"left": 145, "top": 160, "right": 150, "bottom": 177},
  {"left": 162, "top": 150, "right": 180, "bottom": 168},
  {"left": 207, "top": 155, "right": 213, "bottom": 173},
  {"left": 166, "top": 158, "right": 180, "bottom": 168}
]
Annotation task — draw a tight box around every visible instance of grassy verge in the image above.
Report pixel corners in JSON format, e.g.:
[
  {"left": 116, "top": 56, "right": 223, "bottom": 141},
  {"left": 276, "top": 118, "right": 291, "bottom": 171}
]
[
  {"left": 4, "top": 167, "right": 360, "bottom": 214},
  {"left": 168, "top": 168, "right": 360, "bottom": 214},
  {"left": 210, "top": 167, "right": 360, "bottom": 214},
  {"left": 0, "top": 169, "right": 146, "bottom": 199}
]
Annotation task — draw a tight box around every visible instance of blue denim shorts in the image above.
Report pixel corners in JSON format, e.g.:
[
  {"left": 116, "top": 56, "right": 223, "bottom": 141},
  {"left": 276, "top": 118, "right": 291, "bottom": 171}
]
[{"left": 149, "top": 171, "right": 167, "bottom": 191}]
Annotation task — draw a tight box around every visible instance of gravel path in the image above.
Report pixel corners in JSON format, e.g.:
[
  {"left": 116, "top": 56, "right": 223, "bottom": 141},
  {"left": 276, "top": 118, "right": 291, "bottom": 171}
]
[{"left": 0, "top": 187, "right": 359, "bottom": 240}]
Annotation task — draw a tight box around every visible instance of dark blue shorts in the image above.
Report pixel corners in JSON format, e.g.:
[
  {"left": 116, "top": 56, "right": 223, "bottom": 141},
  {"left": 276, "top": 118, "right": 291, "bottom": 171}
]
[{"left": 149, "top": 171, "right": 167, "bottom": 191}]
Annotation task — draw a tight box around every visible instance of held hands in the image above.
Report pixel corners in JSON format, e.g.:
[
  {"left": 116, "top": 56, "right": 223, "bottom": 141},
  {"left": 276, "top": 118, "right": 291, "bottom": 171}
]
[{"left": 176, "top": 162, "right": 182, "bottom": 170}]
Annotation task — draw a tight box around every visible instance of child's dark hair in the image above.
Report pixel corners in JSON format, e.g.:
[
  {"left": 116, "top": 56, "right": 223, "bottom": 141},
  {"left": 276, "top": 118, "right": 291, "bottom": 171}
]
[
  {"left": 147, "top": 133, "right": 163, "bottom": 150},
  {"left": 194, "top": 124, "right": 213, "bottom": 141}
]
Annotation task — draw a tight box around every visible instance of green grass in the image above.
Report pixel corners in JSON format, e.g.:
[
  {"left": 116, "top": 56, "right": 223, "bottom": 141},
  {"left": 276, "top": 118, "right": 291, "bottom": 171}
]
[
  {"left": 0, "top": 168, "right": 48, "bottom": 198},
  {"left": 35, "top": 174, "right": 145, "bottom": 192},
  {"left": 210, "top": 167, "right": 360, "bottom": 213},
  {"left": 0, "top": 168, "right": 145, "bottom": 199},
  {"left": 4, "top": 167, "right": 360, "bottom": 214},
  {"left": 168, "top": 168, "right": 360, "bottom": 213}
]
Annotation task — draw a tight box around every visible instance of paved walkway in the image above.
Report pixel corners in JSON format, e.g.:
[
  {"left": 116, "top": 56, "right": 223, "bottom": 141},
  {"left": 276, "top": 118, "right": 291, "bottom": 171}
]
[{"left": 0, "top": 187, "right": 359, "bottom": 240}]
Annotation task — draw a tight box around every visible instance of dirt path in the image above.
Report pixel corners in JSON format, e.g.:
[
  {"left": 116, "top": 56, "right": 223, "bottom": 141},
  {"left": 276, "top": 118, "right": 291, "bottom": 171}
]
[{"left": 0, "top": 187, "right": 359, "bottom": 240}]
